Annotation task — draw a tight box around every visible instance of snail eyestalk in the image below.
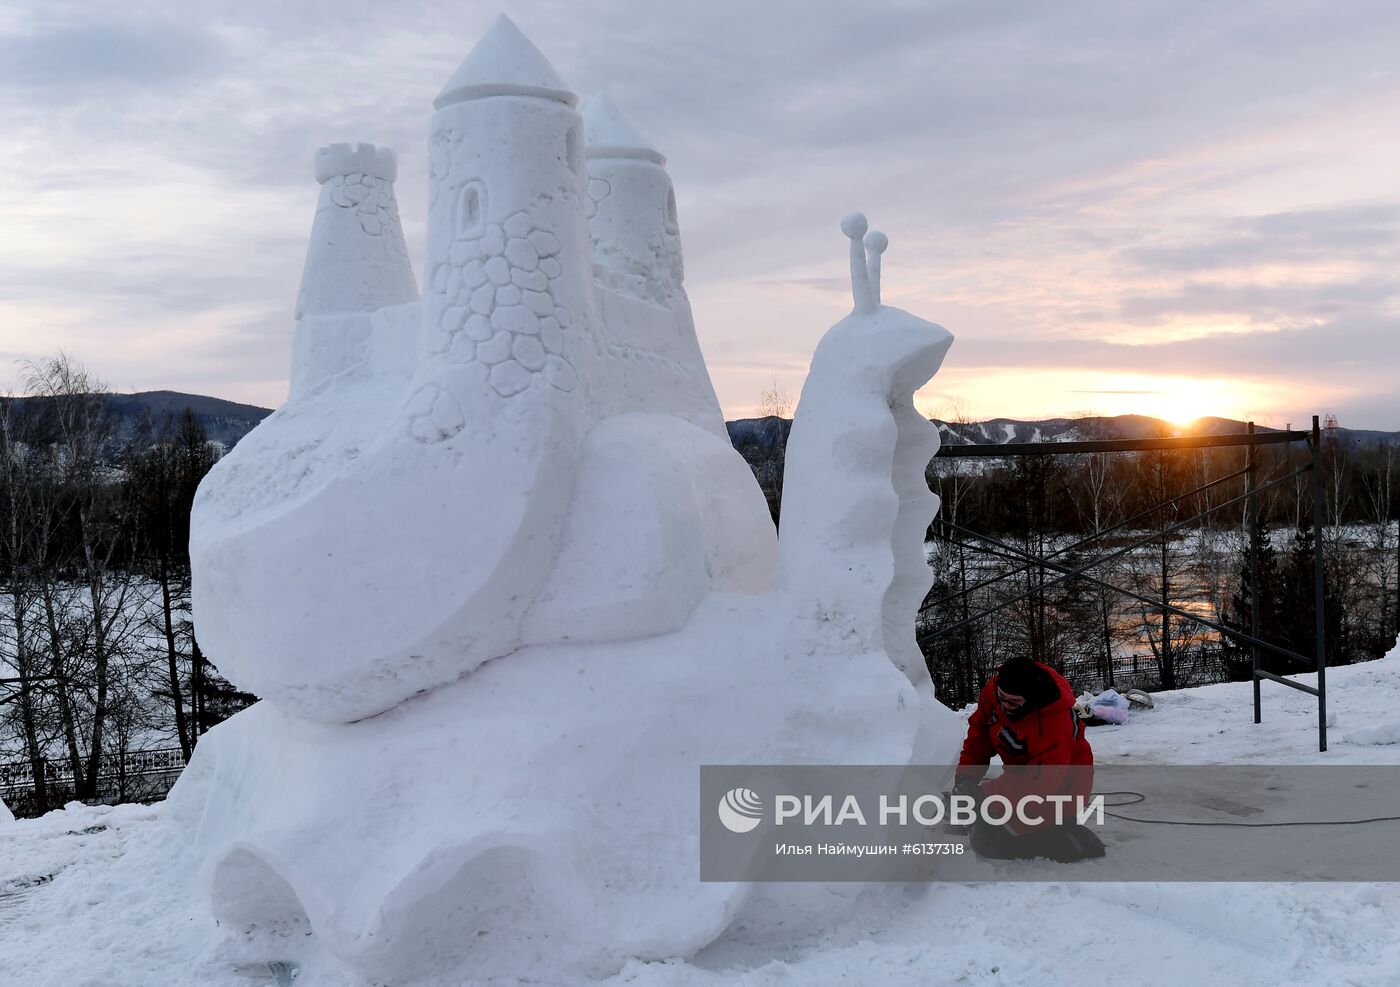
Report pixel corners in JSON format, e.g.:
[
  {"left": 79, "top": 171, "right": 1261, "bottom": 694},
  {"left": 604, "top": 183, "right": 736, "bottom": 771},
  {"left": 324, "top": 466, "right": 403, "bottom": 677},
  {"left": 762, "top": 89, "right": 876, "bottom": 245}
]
[
  {"left": 841, "top": 212, "right": 875, "bottom": 313},
  {"left": 864, "top": 230, "right": 888, "bottom": 307}
]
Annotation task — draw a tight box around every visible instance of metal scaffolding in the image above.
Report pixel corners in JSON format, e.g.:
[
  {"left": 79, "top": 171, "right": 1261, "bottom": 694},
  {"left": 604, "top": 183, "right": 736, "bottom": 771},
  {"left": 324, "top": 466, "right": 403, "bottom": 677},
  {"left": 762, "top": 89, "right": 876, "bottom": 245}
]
[{"left": 926, "top": 416, "right": 1331, "bottom": 751}]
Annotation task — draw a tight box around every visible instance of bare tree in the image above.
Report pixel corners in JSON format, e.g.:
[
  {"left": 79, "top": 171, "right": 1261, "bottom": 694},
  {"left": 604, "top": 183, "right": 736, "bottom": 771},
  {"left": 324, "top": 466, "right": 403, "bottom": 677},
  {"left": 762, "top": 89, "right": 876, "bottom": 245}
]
[
  {"left": 757, "top": 376, "right": 793, "bottom": 420},
  {"left": 130, "top": 409, "right": 219, "bottom": 760},
  {"left": 1071, "top": 416, "right": 1126, "bottom": 687},
  {"left": 0, "top": 394, "right": 51, "bottom": 809},
  {"left": 925, "top": 399, "right": 986, "bottom": 698},
  {"left": 23, "top": 354, "right": 142, "bottom": 799},
  {"left": 1360, "top": 445, "right": 1398, "bottom": 648}
]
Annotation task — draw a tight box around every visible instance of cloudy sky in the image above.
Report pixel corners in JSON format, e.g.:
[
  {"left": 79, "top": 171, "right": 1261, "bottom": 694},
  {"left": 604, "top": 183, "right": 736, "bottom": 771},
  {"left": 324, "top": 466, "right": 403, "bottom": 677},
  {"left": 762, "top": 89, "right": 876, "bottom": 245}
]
[{"left": 2, "top": 0, "right": 1397, "bottom": 427}]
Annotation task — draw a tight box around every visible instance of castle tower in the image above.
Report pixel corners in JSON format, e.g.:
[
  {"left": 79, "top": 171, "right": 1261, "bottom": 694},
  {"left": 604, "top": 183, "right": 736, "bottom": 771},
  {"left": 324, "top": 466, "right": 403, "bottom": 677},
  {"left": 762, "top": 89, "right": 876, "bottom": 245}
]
[
  {"left": 291, "top": 142, "right": 417, "bottom": 398},
  {"left": 580, "top": 92, "right": 725, "bottom": 436},
  {"left": 582, "top": 93, "right": 682, "bottom": 303},
  {"left": 424, "top": 14, "right": 593, "bottom": 399}
]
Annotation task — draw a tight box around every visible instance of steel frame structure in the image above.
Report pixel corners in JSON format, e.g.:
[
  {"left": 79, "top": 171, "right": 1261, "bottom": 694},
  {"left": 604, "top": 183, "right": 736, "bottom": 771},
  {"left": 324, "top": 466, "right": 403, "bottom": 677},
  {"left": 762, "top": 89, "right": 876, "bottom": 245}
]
[{"left": 926, "top": 417, "right": 1330, "bottom": 751}]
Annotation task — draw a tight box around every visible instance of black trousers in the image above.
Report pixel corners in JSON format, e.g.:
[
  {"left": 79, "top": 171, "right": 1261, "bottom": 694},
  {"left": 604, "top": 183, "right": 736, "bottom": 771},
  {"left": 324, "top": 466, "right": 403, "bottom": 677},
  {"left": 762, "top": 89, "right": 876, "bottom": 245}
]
[{"left": 969, "top": 818, "right": 1106, "bottom": 863}]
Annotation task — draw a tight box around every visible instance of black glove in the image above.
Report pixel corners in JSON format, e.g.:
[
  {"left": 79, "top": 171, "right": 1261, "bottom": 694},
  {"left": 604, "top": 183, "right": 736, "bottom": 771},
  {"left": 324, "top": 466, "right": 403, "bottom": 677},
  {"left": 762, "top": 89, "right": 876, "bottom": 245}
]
[
  {"left": 952, "top": 775, "right": 982, "bottom": 800},
  {"left": 943, "top": 776, "right": 982, "bottom": 835}
]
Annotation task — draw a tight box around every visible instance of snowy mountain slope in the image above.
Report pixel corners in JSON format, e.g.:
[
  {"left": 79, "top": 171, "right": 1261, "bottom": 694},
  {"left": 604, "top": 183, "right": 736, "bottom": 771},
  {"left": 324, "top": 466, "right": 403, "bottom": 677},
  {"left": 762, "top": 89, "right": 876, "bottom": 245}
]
[
  {"left": 932, "top": 414, "right": 1400, "bottom": 449},
  {"left": 2, "top": 646, "right": 1398, "bottom": 986},
  {"left": 732, "top": 413, "right": 1399, "bottom": 457}
]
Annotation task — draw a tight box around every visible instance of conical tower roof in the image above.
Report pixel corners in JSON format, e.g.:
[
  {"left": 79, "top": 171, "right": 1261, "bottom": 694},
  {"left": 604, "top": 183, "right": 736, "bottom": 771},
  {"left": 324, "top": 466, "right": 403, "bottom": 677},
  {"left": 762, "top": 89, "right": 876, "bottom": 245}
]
[
  {"left": 583, "top": 93, "right": 665, "bottom": 165},
  {"left": 435, "top": 15, "right": 576, "bottom": 110}
]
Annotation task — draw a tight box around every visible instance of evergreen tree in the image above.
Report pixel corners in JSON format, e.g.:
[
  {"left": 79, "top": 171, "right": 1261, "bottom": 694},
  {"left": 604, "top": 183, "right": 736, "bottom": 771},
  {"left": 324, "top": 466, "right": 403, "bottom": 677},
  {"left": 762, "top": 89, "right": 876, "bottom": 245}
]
[
  {"left": 1224, "top": 517, "right": 1282, "bottom": 679},
  {"left": 1225, "top": 516, "right": 1347, "bottom": 677},
  {"left": 1276, "top": 518, "right": 1347, "bottom": 667}
]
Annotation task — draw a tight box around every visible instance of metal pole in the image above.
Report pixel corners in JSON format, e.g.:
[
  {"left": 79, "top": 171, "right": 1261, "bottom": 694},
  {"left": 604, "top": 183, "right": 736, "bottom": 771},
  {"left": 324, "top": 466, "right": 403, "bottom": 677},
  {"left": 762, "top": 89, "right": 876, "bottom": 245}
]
[
  {"left": 1247, "top": 422, "right": 1262, "bottom": 724},
  {"left": 1311, "top": 415, "right": 1328, "bottom": 752},
  {"left": 935, "top": 529, "right": 1318, "bottom": 665},
  {"left": 1161, "top": 525, "right": 1171, "bottom": 689},
  {"left": 933, "top": 467, "right": 1249, "bottom": 608},
  {"left": 1036, "top": 463, "right": 1047, "bottom": 665},
  {"left": 925, "top": 466, "right": 1313, "bottom": 643}
]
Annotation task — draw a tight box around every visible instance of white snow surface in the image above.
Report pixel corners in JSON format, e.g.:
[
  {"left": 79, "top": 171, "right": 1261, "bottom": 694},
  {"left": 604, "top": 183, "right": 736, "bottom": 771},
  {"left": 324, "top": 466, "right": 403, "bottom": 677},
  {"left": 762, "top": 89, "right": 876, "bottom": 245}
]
[{"left": 3, "top": 646, "right": 1400, "bottom": 986}]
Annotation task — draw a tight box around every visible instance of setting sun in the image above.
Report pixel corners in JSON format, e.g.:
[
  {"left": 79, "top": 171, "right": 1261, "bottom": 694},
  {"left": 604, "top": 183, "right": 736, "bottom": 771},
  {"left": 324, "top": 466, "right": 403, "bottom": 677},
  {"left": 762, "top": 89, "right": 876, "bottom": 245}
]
[
  {"left": 919, "top": 369, "right": 1287, "bottom": 429},
  {"left": 1096, "top": 374, "right": 1238, "bottom": 427}
]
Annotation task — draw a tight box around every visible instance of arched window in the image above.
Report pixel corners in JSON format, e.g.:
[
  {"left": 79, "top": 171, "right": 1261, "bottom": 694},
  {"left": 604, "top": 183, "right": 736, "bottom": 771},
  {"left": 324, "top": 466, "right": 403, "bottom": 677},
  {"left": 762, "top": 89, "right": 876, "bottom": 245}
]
[
  {"left": 457, "top": 180, "right": 487, "bottom": 237},
  {"left": 664, "top": 185, "right": 679, "bottom": 234},
  {"left": 565, "top": 126, "right": 583, "bottom": 178}
]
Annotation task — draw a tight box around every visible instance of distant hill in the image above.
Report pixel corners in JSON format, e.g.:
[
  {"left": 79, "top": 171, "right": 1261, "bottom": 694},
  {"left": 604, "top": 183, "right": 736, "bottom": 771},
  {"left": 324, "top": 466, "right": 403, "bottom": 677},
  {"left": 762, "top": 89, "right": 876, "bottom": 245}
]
[
  {"left": 932, "top": 414, "right": 1399, "bottom": 449},
  {"left": 725, "top": 416, "right": 793, "bottom": 522},
  {"left": 106, "top": 391, "right": 273, "bottom": 448},
  {"left": 726, "top": 412, "right": 1399, "bottom": 522},
  {"left": 3, "top": 390, "right": 273, "bottom": 451},
  {"left": 730, "top": 412, "right": 1398, "bottom": 459},
  {"left": 725, "top": 415, "right": 793, "bottom": 461},
  {"left": 934, "top": 414, "right": 1189, "bottom": 446},
  {"left": 7, "top": 392, "right": 1393, "bottom": 462},
  {"left": 727, "top": 412, "right": 1400, "bottom": 460}
]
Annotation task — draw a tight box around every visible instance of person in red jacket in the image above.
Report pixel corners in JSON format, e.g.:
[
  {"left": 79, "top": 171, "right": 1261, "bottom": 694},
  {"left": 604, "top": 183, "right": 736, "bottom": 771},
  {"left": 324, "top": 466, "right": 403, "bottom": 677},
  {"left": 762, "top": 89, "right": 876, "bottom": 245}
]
[{"left": 954, "top": 656, "right": 1105, "bottom": 862}]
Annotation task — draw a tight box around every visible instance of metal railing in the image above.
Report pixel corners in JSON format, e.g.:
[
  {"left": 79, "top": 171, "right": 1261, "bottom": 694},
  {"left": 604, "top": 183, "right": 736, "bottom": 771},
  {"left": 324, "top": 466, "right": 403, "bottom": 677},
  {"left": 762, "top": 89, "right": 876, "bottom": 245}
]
[{"left": 0, "top": 746, "right": 186, "bottom": 818}]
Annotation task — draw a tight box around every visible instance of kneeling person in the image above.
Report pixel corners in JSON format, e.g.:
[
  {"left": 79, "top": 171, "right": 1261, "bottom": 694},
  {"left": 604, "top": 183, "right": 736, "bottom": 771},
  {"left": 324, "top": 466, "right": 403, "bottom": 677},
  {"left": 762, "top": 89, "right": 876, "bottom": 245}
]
[{"left": 954, "top": 657, "right": 1104, "bottom": 863}]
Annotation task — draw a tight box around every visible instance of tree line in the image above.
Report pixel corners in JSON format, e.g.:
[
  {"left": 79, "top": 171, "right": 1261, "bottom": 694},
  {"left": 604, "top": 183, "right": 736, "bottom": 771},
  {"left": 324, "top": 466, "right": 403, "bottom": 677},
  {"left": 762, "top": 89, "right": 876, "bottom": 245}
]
[
  {"left": 0, "top": 355, "right": 252, "bottom": 815},
  {"left": 919, "top": 427, "right": 1399, "bottom": 708}
]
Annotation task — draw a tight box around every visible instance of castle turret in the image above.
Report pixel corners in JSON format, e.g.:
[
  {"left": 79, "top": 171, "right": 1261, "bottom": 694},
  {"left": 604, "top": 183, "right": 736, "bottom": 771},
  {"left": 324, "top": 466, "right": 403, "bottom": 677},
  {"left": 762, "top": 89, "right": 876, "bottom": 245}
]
[
  {"left": 424, "top": 14, "right": 593, "bottom": 399},
  {"left": 580, "top": 92, "right": 724, "bottom": 436},
  {"left": 291, "top": 142, "right": 417, "bottom": 397},
  {"left": 582, "top": 93, "right": 682, "bottom": 303}
]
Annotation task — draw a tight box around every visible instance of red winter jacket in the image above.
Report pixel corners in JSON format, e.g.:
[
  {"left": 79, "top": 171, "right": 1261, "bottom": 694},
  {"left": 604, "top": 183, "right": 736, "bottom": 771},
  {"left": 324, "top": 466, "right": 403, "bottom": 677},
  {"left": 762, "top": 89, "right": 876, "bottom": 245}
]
[{"left": 955, "top": 662, "right": 1093, "bottom": 832}]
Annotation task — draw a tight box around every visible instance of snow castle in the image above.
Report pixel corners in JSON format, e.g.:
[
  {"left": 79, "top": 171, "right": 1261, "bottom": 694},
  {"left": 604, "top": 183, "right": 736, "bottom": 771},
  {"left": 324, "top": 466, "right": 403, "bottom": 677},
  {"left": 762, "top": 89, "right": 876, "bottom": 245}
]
[{"left": 172, "top": 15, "right": 959, "bottom": 984}]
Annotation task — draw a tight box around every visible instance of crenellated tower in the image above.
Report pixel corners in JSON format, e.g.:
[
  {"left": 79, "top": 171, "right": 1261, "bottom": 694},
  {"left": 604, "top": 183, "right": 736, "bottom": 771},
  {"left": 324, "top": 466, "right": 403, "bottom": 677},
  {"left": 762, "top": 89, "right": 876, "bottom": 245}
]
[{"left": 291, "top": 142, "right": 417, "bottom": 399}]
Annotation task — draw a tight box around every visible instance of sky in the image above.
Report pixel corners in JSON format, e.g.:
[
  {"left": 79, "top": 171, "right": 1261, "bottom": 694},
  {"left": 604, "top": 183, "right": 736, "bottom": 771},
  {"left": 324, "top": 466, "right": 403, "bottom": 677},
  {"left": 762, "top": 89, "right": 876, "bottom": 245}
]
[{"left": 1, "top": 0, "right": 1398, "bottom": 428}]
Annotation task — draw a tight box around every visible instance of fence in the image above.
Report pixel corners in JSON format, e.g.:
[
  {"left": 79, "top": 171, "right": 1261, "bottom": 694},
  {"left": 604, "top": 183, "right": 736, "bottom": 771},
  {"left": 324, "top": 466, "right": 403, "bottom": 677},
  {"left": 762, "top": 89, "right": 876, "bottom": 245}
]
[
  {"left": 926, "top": 644, "right": 1239, "bottom": 711},
  {"left": 0, "top": 746, "right": 186, "bottom": 819}
]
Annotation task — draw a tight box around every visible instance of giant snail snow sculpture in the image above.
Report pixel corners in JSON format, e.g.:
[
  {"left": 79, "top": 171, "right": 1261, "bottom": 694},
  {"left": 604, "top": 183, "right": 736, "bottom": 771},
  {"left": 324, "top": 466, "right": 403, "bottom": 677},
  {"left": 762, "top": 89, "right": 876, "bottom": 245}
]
[{"left": 169, "top": 15, "right": 958, "bottom": 984}]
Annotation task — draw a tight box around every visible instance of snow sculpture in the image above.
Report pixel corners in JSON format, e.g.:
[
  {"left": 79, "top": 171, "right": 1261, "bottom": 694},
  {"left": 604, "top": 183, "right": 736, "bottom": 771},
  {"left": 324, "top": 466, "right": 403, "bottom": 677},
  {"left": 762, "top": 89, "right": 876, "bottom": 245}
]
[
  {"left": 780, "top": 212, "right": 952, "bottom": 694},
  {"left": 172, "top": 14, "right": 958, "bottom": 984},
  {"left": 189, "top": 16, "right": 755, "bottom": 722}
]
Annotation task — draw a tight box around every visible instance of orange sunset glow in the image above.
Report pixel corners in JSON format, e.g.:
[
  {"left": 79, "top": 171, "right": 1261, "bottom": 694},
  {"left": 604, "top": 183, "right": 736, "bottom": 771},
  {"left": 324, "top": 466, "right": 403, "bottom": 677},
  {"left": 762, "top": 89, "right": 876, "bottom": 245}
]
[{"left": 913, "top": 371, "right": 1288, "bottom": 429}]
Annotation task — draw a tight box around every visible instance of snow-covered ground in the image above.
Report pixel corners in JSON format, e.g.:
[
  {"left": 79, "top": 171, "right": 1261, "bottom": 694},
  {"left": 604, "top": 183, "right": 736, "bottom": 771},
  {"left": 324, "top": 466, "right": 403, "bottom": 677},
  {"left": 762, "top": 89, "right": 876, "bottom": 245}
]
[{"left": 3, "top": 647, "right": 1399, "bottom": 987}]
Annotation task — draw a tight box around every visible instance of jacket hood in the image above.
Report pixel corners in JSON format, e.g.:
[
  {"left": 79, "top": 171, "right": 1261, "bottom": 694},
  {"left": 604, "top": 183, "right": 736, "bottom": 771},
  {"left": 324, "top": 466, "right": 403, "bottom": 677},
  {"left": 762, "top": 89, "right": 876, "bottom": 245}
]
[{"left": 1003, "top": 660, "right": 1075, "bottom": 722}]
